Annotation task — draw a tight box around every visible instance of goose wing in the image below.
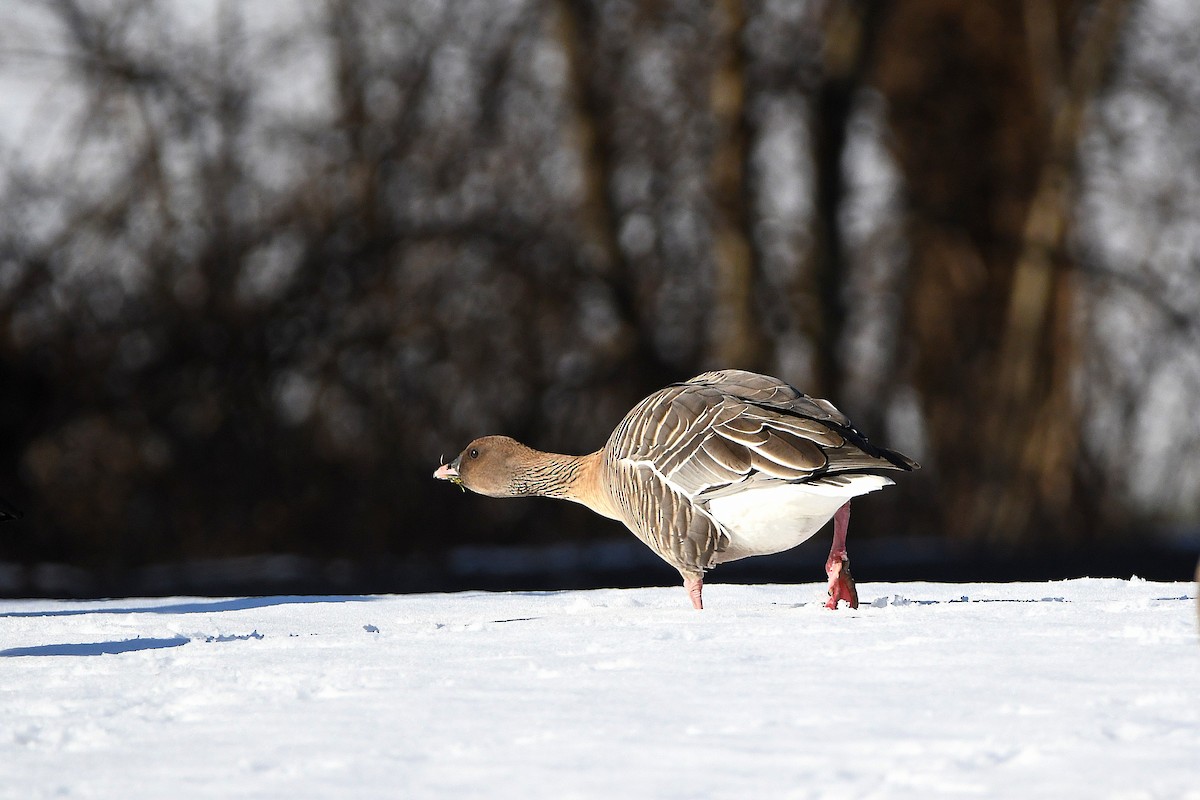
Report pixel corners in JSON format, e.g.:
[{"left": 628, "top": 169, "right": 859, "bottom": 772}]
[{"left": 604, "top": 370, "right": 916, "bottom": 573}]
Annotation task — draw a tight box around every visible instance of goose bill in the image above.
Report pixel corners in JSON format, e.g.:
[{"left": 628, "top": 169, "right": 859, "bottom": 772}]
[{"left": 433, "top": 456, "right": 463, "bottom": 485}]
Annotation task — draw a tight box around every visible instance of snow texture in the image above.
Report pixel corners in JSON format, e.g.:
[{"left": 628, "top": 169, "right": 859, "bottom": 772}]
[{"left": 1, "top": 579, "right": 1197, "bottom": 799}]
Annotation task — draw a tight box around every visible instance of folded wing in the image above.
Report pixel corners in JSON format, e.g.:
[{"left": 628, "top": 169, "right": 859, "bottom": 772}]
[{"left": 604, "top": 369, "right": 916, "bottom": 573}]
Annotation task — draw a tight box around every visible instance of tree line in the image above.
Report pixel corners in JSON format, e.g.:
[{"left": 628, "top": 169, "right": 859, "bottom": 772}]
[{"left": 1, "top": 0, "right": 1197, "bottom": 590}]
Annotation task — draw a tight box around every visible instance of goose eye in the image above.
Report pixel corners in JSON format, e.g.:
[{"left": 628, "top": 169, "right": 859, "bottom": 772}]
[{"left": 469, "top": 448, "right": 479, "bottom": 459}]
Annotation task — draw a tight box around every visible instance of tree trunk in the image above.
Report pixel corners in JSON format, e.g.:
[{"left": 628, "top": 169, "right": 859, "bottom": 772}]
[
  {"left": 872, "top": 0, "right": 1130, "bottom": 547},
  {"left": 707, "top": 0, "right": 767, "bottom": 371}
]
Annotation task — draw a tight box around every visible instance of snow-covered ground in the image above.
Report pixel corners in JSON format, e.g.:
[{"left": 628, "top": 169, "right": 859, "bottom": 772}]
[{"left": 1, "top": 578, "right": 1197, "bottom": 799}]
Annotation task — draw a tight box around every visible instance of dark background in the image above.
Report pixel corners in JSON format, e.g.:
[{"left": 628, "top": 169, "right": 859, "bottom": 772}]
[{"left": 1, "top": 0, "right": 1198, "bottom": 598}]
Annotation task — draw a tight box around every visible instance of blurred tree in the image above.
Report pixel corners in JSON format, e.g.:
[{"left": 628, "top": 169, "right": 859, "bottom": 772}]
[
  {"left": 808, "top": 0, "right": 888, "bottom": 400},
  {"left": 0, "top": 0, "right": 1195, "bottom": 595},
  {"left": 707, "top": 0, "right": 768, "bottom": 371},
  {"left": 872, "top": 0, "right": 1132, "bottom": 547}
]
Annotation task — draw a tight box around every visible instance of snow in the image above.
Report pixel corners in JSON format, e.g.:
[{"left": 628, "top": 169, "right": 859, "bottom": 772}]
[{"left": 1, "top": 579, "right": 1197, "bottom": 799}]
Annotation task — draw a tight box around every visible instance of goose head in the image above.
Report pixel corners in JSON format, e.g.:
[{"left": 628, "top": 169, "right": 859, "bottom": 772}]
[{"left": 434, "top": 435, "right": 538, "bottom": 498}]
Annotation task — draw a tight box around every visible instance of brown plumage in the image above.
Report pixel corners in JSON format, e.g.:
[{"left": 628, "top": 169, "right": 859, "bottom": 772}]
[{"left": 435, "top": 370, "right": 918, "bottom": 609}]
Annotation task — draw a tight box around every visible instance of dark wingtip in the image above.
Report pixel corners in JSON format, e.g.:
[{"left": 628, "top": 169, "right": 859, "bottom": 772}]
[{"left": 881, "top": 448, "right": 920, "bottom": 472}]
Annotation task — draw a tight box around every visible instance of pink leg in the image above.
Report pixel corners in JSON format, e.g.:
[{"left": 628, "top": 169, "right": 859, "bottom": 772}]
[
  {"left": 824, "top": 502, "right": 859, "bottom": 610},
  {"left": 683, "top": 574, "right": 704, "bottom": 610}
]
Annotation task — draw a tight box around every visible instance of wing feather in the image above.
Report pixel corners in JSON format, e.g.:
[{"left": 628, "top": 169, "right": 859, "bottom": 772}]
[
  {"left": 701, "top": 438, "right": 752, "bottom": 474},
  {"left": 749, "top": 430, "right": 826, "bottom": 473}
]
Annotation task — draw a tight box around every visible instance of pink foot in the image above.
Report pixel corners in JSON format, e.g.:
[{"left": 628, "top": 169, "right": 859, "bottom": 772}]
[
  {"left": 824, "top": 502, "right": 859, "bottom": 610},
  {"left": 683, "top": 574, "right": 704, "bottom": 610},
  {"left": 825, "top": 551, "right": 858, "bottom": 610}
]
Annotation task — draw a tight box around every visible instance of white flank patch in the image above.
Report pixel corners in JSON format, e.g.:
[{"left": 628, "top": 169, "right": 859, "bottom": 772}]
[{"left": 708, "top": 475, "right": 892, "bottom": 562}]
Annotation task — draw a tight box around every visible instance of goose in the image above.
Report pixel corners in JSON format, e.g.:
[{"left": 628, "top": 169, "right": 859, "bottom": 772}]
[{"left": 434, "top": 369, "right": 917, "bottom": 609}]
